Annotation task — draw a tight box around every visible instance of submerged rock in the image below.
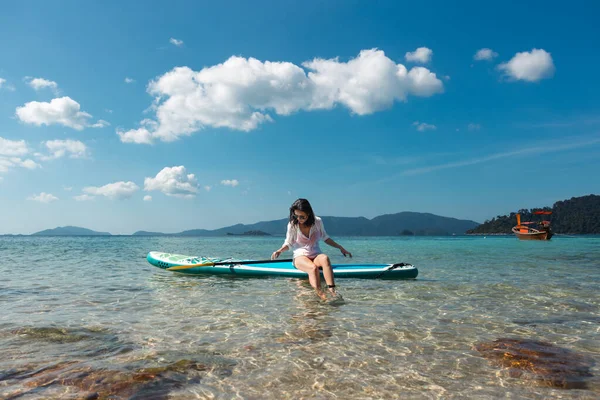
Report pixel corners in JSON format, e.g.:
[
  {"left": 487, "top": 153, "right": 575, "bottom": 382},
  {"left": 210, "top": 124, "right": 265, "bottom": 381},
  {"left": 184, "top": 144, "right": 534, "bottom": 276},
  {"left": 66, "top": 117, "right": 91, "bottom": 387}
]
[
  {"left": 2, "top": 357, "right": 235, "bottom": 399},
  {"left": 11, "top": 326, "right": 115, "bottom": 344},
  {"left": 475, "top": 338, "right": 593, "bottom": 389}
]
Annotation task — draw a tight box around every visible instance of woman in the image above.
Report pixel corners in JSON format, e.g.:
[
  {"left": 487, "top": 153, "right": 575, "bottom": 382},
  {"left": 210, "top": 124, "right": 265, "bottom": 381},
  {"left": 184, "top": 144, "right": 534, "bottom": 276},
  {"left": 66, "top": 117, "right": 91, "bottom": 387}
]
[{"left": 271, "top": 198, "right": 352, "bottom": 300}]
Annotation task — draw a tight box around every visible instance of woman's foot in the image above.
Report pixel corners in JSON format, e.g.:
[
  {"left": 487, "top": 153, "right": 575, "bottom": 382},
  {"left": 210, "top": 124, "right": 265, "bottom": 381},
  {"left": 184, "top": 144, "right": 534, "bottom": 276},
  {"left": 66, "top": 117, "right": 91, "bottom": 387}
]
[{"left": 316, "top": 290, "right": 328, "bottom": 301}]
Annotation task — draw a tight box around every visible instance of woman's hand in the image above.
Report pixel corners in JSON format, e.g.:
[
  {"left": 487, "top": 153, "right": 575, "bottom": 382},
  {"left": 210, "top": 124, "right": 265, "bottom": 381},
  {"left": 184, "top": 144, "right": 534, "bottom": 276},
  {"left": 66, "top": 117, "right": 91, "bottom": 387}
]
[
  {"left": 340, "top": 248, "right": 352, "bottom": 258},
  {"left": 271, "top": 250, "right": 282, "bottom": 260}
]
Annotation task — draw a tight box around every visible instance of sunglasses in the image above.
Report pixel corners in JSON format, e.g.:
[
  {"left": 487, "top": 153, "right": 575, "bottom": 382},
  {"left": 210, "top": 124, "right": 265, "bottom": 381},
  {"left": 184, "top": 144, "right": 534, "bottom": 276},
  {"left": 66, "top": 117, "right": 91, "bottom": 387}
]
[{"left": 293, "top": 214, "right": 308, "bottom": 221}]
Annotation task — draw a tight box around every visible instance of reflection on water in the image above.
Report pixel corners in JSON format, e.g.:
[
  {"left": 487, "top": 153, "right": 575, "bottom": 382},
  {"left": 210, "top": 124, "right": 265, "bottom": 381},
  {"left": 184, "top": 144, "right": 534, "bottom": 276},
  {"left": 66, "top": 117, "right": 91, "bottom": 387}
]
[{"left": 0, "top": 235, "right": 599, "bottom": 398}]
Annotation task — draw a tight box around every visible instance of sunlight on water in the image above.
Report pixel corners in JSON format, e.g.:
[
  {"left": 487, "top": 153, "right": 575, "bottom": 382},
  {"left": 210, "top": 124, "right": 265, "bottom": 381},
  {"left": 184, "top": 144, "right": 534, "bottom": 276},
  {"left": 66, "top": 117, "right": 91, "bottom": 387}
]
[{"left": 0, "top": 236, "right": 599, "bottom": 399}]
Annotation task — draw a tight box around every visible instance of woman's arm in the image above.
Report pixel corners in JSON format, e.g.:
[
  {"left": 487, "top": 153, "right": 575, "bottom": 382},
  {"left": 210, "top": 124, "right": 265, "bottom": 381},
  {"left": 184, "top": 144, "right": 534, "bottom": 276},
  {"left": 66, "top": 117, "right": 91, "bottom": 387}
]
[
  {"left": 272, "top": 223, "right": 294, "bottom": 259},
  {"left": 271, "top": 244, "right": 289, "bottom": 260},
  {"left": 324, "top": 238, "right": 352, "bottom": 257}
]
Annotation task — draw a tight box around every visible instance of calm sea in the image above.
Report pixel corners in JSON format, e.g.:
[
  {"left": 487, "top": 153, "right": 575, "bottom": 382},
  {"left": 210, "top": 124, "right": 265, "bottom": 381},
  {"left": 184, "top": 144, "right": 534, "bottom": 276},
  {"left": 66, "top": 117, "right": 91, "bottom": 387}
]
[{"left": 1, "top": 235, "right": 599, "bottom": 399}]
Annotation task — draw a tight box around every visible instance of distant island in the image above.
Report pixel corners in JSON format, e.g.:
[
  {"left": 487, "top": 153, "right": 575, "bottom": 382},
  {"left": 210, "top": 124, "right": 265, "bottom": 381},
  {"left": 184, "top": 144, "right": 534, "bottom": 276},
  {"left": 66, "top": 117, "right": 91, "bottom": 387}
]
[
  {"left": 19, "top": 195, "right": 600, "bottom": 236},
  {"left": 27, "top": 211, "right": 479, "bottom": 236},
  {"left": 130, "top": 211, "right": 479, "bottom": 237},
  {"left": 467, "top": 194, "right": 600, "bottom": 235},
  {"left": 226, "top": 230, "right": 271, "bottom": 236},
  {"left": 32, "top": 226, "right": 111, "bottom": 236}
]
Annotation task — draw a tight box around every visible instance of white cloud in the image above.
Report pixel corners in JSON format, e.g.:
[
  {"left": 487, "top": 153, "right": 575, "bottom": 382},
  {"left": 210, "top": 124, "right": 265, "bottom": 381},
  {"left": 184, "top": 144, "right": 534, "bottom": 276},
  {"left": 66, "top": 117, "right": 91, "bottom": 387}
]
[
  {"left": 221, "top": 179, "right": 239, "bottom": 187},
  {"left": 117, "top": 127, "right": 152, "bottom": 144},
  {"left": 125, "top": 77, "right": 135, "bottom": 84},
  {"left": 498, "top": 49, "right": 555, "bottom": 82},
  {"left": 90, "top": 120, "right": 110, "bottom": 128},
  {"left": 474, "top": 48, "right": 498, "bottom": 61},
  {"left": 117, "top": 119, "right": 155, "bottom": 144},
  {"left": 468, "top": 123, "right": 481, "bottom": 131},
  {"left": 170, "top": 38, "right": 184, "bottom": 47},
  {"left": 204, "top": 186, "right": 211, "bottom": 191},
  {"left": 143, "top": 195, "right": 152, "bottom": 201},
  {"left": 412, "top": 121, "right": 437, "bottom": 132},
  {"left": 144, "top": 166, "right": 199, "bottom": 198},
  {"left": 74, "top": 194, "right": 94, "bottom": 201},
  {"left": 27, "top": 192, "right": 58, "bottom": 203},
  {"left": 27, "top": 77, "right": 59, "bottom": 92},
  {"left": 16, "top": 97, "right": 108, "bottom": 130},
  {"left": 83, "top": 181, "right": 139, "bottom": 200},
  {"left": 0, "top": 137, "right": 29, "bottom": 156},
  {"left": 0, "top": 78, "right": 15, "bottom": 91},
  {"left": 0, "top": 157, "right": 40, "bottom": 172},
  {"left": 20, "top": 159, "right": 40, "bottom": 169},
  {"left": 0, "top": 137, "right": 40, "bottom": 173},
  {"left": 405, "top": 47, "right": 433, "bottom": 64},
  {"left": 38, "top": 139, "right": 88, "bottom": 160},
  {"left": 119, "top": 49, "right": 444, "bottom": 144}
]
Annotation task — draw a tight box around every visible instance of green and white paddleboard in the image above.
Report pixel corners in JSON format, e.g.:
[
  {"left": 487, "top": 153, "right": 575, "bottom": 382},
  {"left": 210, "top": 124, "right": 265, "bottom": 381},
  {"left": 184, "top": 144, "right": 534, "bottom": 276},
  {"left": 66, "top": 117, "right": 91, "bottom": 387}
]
[{"left": 147, "top": 251, "right": 418, "bottom": 280}]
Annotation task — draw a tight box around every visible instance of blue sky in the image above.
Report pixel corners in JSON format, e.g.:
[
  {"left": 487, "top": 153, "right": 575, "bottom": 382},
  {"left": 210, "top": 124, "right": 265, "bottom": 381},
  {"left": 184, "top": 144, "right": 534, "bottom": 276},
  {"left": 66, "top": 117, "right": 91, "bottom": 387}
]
[{"left": 1, "top": 0, "right": 599, "bottom": 234}]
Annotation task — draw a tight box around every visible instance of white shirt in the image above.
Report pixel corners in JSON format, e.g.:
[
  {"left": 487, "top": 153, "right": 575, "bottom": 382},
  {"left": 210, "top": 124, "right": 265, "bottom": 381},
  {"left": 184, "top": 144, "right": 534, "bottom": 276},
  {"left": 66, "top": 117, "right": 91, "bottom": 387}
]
[{"left": 283, "top": 216, "right": 330, "bottom": 259}]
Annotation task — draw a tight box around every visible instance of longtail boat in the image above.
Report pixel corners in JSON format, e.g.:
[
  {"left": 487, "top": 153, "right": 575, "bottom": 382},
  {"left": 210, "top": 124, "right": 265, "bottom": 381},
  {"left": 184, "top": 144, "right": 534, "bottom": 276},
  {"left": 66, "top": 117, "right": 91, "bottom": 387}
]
[{"left": 512, "top": 211, "right": 553, "bottom": 240}]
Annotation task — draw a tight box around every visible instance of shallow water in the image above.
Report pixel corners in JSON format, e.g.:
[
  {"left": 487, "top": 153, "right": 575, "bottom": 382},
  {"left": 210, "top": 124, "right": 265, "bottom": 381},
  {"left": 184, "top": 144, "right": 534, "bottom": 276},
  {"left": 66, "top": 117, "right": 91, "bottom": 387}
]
[{"left": 0, "top": 235, "right": 599, "bottom": 399}]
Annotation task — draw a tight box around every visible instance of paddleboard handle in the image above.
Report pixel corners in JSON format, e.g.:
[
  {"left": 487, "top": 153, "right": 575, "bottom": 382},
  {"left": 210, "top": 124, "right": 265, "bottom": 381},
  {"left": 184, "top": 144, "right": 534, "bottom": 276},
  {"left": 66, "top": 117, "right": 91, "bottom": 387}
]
[{"left": 375, "top": 263, "right": 412, "bottom": 279}]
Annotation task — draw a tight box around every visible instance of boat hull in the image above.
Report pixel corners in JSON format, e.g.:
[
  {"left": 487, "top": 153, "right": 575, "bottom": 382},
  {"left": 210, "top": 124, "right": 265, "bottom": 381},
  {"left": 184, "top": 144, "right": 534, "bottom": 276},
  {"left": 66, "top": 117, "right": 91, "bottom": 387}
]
[
  {"left": 512, "top": 227, "right": 553, "bottom": 240},
  {"left": 147, "top": 251, "right": 418, "bottom": 280}
]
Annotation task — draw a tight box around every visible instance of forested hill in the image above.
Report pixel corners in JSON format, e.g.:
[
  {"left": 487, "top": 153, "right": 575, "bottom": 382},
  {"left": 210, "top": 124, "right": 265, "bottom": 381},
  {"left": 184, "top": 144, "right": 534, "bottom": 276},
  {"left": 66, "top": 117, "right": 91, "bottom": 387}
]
[
  {"left": 132, "top": 211, "right": 479, "bottom": 236},
  {"left": 467, "top": 195, "right": 600, "bottom": 234}
]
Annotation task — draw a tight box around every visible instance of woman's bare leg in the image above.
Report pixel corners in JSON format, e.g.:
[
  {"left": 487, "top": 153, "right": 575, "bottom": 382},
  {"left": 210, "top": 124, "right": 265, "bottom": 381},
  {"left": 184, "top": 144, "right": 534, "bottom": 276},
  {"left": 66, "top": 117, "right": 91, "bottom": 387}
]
[
  {"left": 294, "top": 256, "right": 326, "bottom": 299},
  {"left": 314, "top": 254, "right": 336, "bottom": 295}
]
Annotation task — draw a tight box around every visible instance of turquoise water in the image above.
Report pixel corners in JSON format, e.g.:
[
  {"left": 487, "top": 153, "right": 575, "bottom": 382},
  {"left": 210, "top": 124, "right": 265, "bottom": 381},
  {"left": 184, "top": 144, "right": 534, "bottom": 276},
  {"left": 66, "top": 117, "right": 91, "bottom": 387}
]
[{"left": 0, "top": 235, "right": 599, "bottom": 399}]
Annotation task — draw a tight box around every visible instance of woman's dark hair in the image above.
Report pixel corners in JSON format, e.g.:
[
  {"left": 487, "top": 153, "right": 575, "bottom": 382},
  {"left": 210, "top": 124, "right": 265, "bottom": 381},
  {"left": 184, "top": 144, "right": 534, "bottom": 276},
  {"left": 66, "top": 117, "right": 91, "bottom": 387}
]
[{"left": 289, "top": 198, "right": 315, "bottom": 226}]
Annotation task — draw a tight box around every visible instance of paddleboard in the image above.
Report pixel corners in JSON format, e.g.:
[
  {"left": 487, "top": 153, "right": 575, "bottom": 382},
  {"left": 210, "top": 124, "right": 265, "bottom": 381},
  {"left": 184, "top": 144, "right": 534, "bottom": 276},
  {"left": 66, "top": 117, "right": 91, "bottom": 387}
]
[{"left": 147, "top": 251, "right": 418, "bottom": 280}]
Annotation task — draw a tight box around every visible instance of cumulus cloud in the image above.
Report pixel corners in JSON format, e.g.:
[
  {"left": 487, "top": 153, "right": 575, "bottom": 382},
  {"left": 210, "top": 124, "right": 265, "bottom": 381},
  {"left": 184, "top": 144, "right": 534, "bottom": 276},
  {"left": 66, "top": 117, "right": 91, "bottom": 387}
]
[
  {"left": 0, "top": 137, "right": 29, "bottom": 156},
  {"left": 117, "top": 119, "right": 156, "bottom": 144},
  {"left": 83, "top": 181, "right": 139, "bottom": 200},
  {"left": 405, "top": 47, "right": 433, "bottom": 64},
  {"left": 37, "top": 139, "right": 88, "bottom": 160},
  {"left": 118, "top": 49, "right": 444, "bottom": 144},
  {"left": 90, "top": 120, "right": 110, "bottom": 128},
  {"left": 474, "top": 48, "right": 498, "bottom": 61},
  {"left": 412, "top": 121, "right": 437, "bottom": 132},
  {"left": 170, "top": 38, "right": 184, "bottom": 47},
  {"left": 498, "top": 49, "right": 555, "bottom": 82},
  {"left": 125, "top": 77, "right": 135, "bottom": 84},
  {"left": 143, "top": 195, "right": 152, "bottom": 201},
  {"left": 0, "top": 157, "right": 40, "bottom": 172},
  {"left": 221, "top": 179, "right": 239, "bottom": 187},
  {"left": 27, "top": 192, "right": 58, "bottom": 203},
  {"left": 74, "top": 194, "right": 94, "bottom": 201},
  {"left": 27, "top": 77, "right": 59, "bottom": 92},
  {"left": 144, "top": 166, "right": 199, "bottom": 198},
  {"left": 16, "top": 97, "right": 109, "bottom": 130},
  {"left": 0, "top": 137, "right": 40, "bottom": 173}
]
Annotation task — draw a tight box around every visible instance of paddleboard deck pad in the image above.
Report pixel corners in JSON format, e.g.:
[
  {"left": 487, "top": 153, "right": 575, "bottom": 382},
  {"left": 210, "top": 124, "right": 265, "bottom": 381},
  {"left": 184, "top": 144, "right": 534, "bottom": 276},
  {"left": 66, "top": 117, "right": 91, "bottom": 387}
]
[{"left": 147, "top": 251, "right": 418, "bottom": 280}]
